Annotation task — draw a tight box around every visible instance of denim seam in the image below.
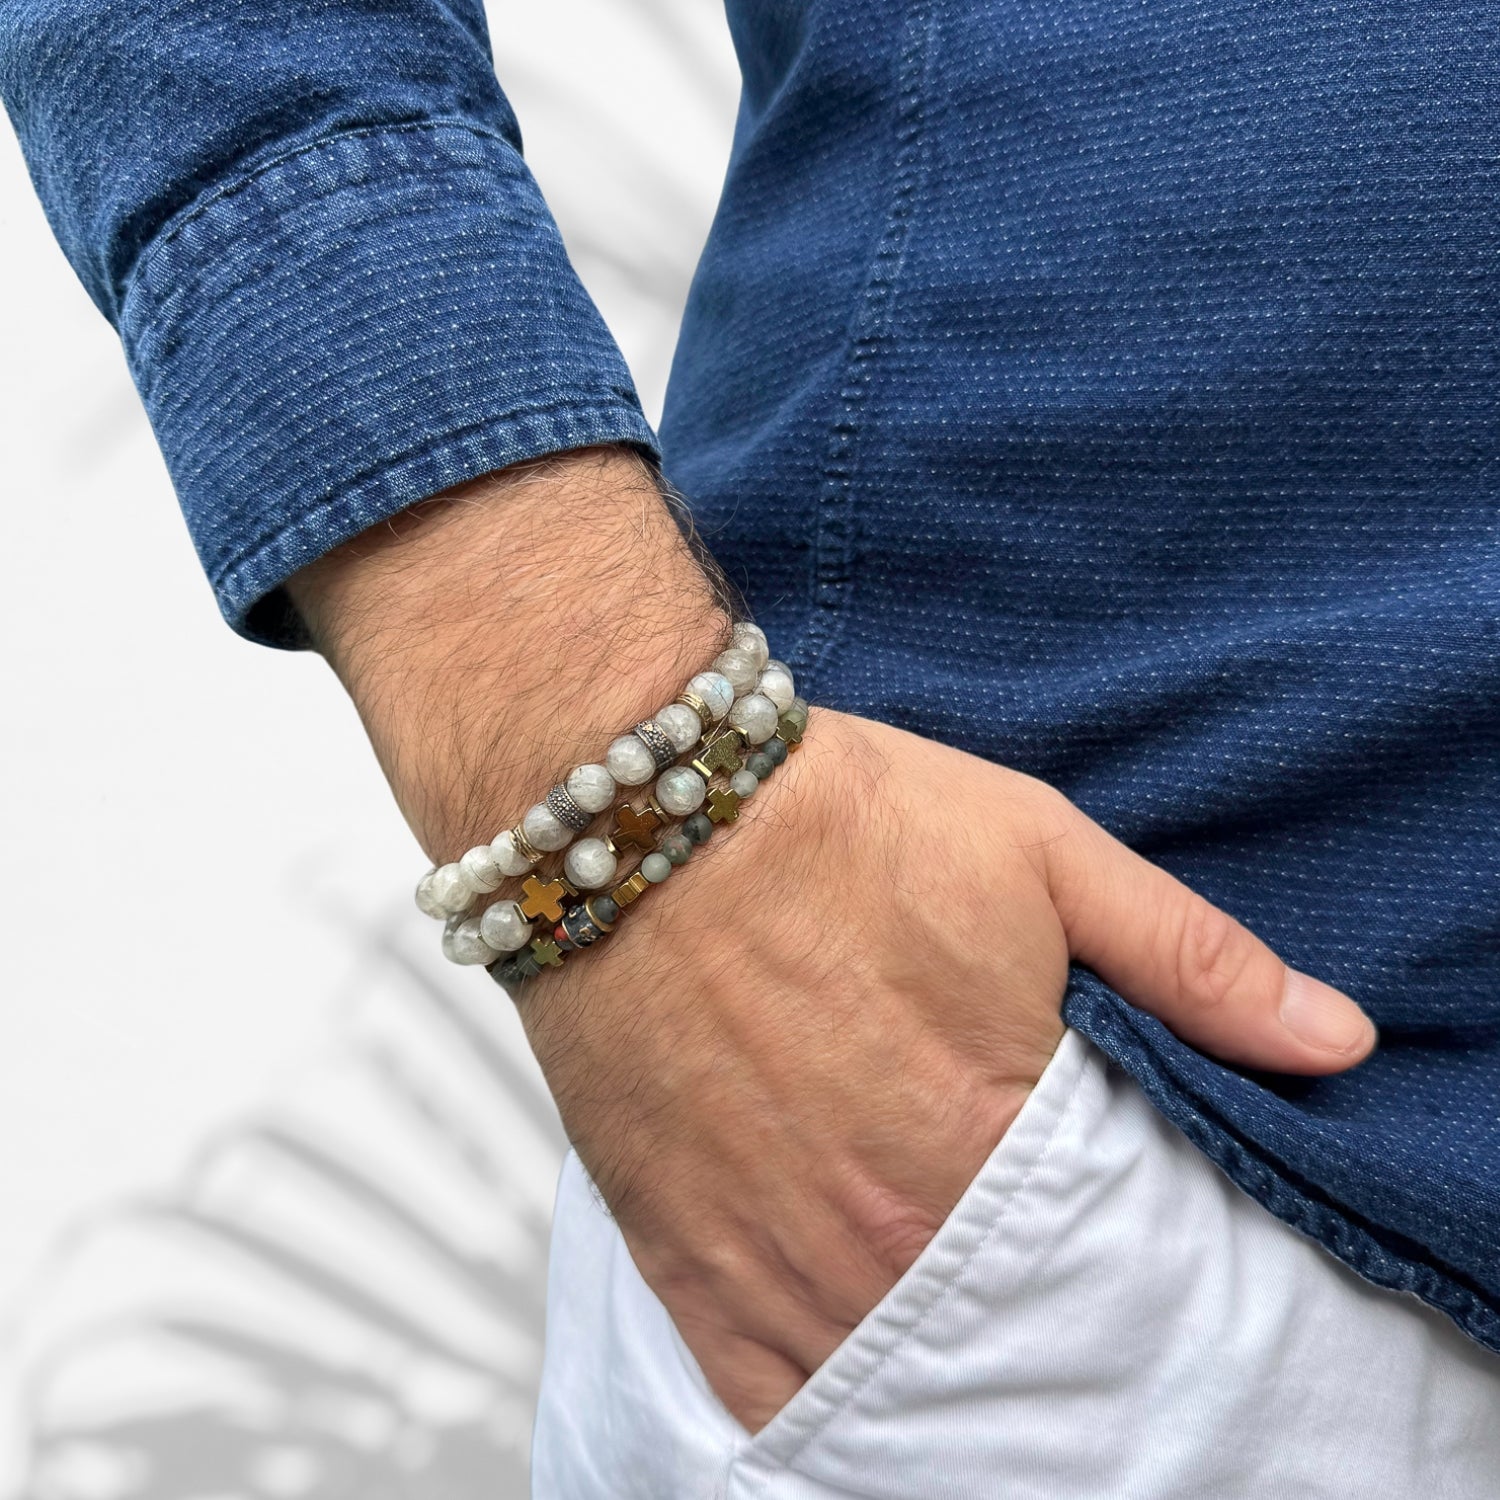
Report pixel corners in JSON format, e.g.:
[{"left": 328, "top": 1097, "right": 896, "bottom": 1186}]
[
  {"left": 790, "top": 4, "right": 934, "bottom": 688},
  {"left": 212, "top": 394, "right": 656, "bottom": 599},
  {"left": 121, "top": 118, "right": 514, "bottom": 309},
  {"left": 1081, "top": 996, "right": 1500, "bottom": 1353}
]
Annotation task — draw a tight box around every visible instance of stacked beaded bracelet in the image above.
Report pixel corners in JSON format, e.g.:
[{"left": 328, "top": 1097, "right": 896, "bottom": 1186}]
[
  {"left": 488, "top": 703, "right": 806, "bottom": 988},
  {"left": 412, "top": 620, "right": 804, "bottom": 970}
]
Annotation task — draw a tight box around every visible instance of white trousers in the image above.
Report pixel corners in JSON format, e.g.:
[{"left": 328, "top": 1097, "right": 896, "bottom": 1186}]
[{"left": 533, "top": 1029, "right": 1500, "bottom": 1498}]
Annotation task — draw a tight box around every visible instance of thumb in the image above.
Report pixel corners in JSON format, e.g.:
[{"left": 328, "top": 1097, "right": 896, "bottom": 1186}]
[{"left": 1039, "top": 793, "right": 1377, "bottom": 1074}]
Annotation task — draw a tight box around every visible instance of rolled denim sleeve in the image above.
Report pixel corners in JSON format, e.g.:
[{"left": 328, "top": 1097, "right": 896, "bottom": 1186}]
[{"left": 0, "top": 2, "right": 658, "bottom": 645}]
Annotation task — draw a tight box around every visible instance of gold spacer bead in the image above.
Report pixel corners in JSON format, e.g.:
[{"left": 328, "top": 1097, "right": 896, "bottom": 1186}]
[
  {"left": 510, "top": 822, "right": 544, "bottom": 865},
  {"left": 676, "top": 688, "right": 717, "bottom": 731},
  {"left": 610, "top": 871, "right": 651, "bottom": 907}
]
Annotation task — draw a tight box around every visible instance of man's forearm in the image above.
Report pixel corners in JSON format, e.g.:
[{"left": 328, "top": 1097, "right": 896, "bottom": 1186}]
[{"left": 286, "top": 447, "right": 734, "bottom": 864}]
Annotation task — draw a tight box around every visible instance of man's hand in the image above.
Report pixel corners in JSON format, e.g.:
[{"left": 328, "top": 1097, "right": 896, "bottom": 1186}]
[{"left": 288, "top": 447, "right": 1376, "bottom": 1434}]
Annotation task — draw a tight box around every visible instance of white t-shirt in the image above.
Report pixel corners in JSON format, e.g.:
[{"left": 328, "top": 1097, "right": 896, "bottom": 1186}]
[{"left": 534, "top": 1027, "right": 1500, "bottom": 1498}]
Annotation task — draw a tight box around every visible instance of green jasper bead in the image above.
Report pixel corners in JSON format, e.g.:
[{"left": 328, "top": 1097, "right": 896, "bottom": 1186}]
[
  {"left": 640, "top": 852, "right": 673, "bottom": 883},
  {"left": 745, "top": 750, "right": 775, "bottom": 780},
  {"left": 660, "top": 831, "right": 694, "bottom": 866},
  {"left": 761, "top": 735, "right": 789, "bottom": 767},
  {"left": 682, "top": 812, "right": 714, "bottom": 845}
]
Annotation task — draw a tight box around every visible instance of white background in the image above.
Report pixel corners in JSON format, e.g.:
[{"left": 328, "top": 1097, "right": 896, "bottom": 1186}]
[{"left": 0, "top": 2, "right": 739, "bottom": 1484}]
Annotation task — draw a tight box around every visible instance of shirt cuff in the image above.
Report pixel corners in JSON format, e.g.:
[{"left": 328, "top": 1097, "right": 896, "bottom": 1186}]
[{"left": 119, "top": 120, "right": 659, "bottom": 647}]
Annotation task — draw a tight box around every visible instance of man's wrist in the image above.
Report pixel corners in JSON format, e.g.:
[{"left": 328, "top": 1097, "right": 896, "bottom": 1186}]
[{"left": 286, "top": 447, "right": 734, "bottom": 862}]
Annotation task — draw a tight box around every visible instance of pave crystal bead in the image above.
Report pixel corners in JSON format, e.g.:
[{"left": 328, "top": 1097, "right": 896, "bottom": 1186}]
[
  {"left": 565, "top": 762, "right": 617, "bottom": 815},
  {"left": 545, "top": 782, "right": 593, "bottom": 833},
  {"left": 656, "top": 765, "right": 708, "bottom": 816},
  {"left": 728, "top": 692, "right": 780, "bottom": 744},
  {"left": 479, "top": 900, "right": 531, "bottom": 953},
  {"left": 564, "top": 837, "right": 618, "bottom": 890},
  {"left": 459, "top": 844, "right": 504, "bottom": 894},
  {"left": 605, "top": 732, "right": 657, "bottom": 786},
  {"left": 632, "top": 718, "right": 679, "bottom": 771},
  {"left": 522, "top": 800, "right": 574, "bottom": 852}
]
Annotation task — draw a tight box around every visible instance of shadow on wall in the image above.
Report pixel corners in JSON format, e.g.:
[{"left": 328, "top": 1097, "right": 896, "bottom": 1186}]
[{"left": 8, "top": 936, "right": 568, "bottom": 1500}]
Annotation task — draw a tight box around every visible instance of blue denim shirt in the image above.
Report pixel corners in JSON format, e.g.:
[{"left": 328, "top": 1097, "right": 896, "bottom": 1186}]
[{"left": 5, "top": 2, "right": 1498, "bottom": 1355}]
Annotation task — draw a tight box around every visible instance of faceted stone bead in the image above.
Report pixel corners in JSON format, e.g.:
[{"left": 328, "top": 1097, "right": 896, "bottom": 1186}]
[
  {"left": 523, "top": 800, "right": 574, "bottom": 852},
  {"left": 490, "top": 829, "right": 535, "bottom": 877},
  {"left": 459, "top": 844, "right": 504, "bottom": 894},
  {"left": 732, "top": 620, "right": 771, "bottom": 670},
  {"left": 656, "top": 765, "right": 708, "bottom": 816},
  {"left": 687, "top": 670, "right": 735, "bottom": 721},
  {"left": 479, "top": 900, "right": 531, "bottom": 953},
  {"left": 730, "top": 769, "right": 759, "bottom": 799},
  {"left": 660, "top": 831, "right": 694, "bottom": 866},
  {"left": 712, "top": 646, "right": 760, "bottom": 695},
  {"left": 655, "top": 701, "right": 703, "bottom": 752},
  {"left": 428, "top": 862, "right": 472, "bottom": 916},
  {"left": 728, "top": 692, "right": 779, "bottom": 744},
  {"left": 564, "top": 837, "right": 618, "bottom": 890},
  {"left": 605, "top": 732, "right": 657, "bottom": 786},
  {"left": 757, "top": 661, "right": 796, "bottom": 712},
  {"left": 745, "top": 751, "right": 775, "bottom": 780},
  {"left": 414, "top": 870, "right": 447, "bottom": 919},
  {"left": 443, "top": 917, "right": 497, "bottom": 966},
  {"left": 591, "top": 894, "right": 620, "bottom": 925},
  {"left": 640, "top": 852, "right": 672, "bottom": 883},
  {"left": 565, "top": 762, "right": 616, "bottom": 815},
  {"left": 761, "top": 735, "right": 788, "bottom": 767},
  {"left": 682, "top": 812, "right": 714, "bottom": 845}
]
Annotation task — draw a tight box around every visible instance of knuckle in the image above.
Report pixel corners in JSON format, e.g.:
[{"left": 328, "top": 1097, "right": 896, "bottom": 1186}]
[{"left": 1173, "top": 898, "right": 1259, "bottom": 1013}]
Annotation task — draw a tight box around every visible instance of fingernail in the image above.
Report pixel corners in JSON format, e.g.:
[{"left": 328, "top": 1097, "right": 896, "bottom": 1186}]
[{"left": 1279, "top": 969, "right": 1377, "bottom": 1056}]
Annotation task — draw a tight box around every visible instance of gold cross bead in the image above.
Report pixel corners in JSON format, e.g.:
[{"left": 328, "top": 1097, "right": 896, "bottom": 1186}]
[
  {"left": 707, "top": 786, "right": 742, "bottom": 823},
  {"left": 519, "top": 874, "right": 567, "bottom": 923},
  {"left": 529, "top": 936, "right": 565, "bottom": 968},
  {"left": 611, "top": 803, "right": 661, "bottom": 852},
  {"left": 691, "top": 729, "right": 745, "bottom": 779}
]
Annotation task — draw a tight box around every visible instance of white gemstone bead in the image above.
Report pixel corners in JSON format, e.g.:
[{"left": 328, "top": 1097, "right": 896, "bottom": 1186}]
[
  {"left": 458, "top": 844, "right": 504, "bottom": 894},
  {"left": 564, "top": 837, "right": 618, "bottom": 890},
  {"left": 712, "top": 646, "right": 760, "bottom": 695},
  {"left": 730, "top": 768, "right": 759, "bottom": 799},
  {"left": 479, "top": 900, "right": 532, "bottom": 953},
  {"left": 732, "top": 620, "right": 771, "bottom": 670},
  {"left": 490, "top": 828, "right": 534, "bottom": 876},
  {"left": 443, "top": 917, "right": 498, "bottom": 966},
  {"left": 728, "top": 692, "right": 780, "bottom": 744},
  {"left": 656, "top": 765, "right": 708, "bottom": 816},
  {"left": 565, "top": 762, "right": 616, "bottom": 815},
  {"left": 687, "top": 671, "right": 735, "bottom": 721},
  {"left": 428, "top": 862, "right": 473, "bottom": 916},
  {"left": 605, "top": 732, "right": 657, "bottom": 786},
  {"left": 655, "top": 701, "right": 703, "bottom": 752},
  {"left": 757, "top": 661, "right": 796, "bottom": 712},
  {"left": 522, "top": 801, "right": 573, "bottom": 852},
  {"left": 414, "top": 870, "right": 448, "bottom": 919}
]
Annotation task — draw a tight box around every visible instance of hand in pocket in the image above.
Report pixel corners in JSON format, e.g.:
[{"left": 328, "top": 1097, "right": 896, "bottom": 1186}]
[{"left": 518, "top": 708, "right": 1376, "bottom": 1432}]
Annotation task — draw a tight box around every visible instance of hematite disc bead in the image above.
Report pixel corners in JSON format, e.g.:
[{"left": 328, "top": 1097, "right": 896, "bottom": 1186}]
[
  {"left": 545, "top": 782, "right": 593, "bottom": 833},
  {"left": 632, "top": 718, "right": 678, "bottom": 771}
]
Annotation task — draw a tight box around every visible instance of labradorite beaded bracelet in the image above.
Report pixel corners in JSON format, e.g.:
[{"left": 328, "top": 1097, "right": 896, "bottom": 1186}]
[
  {"left": 487, "top": 713, "right": 805, "bottom": 989},
  {"left": 411, "top": 618, "right": 805, "bottom": 972}
]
